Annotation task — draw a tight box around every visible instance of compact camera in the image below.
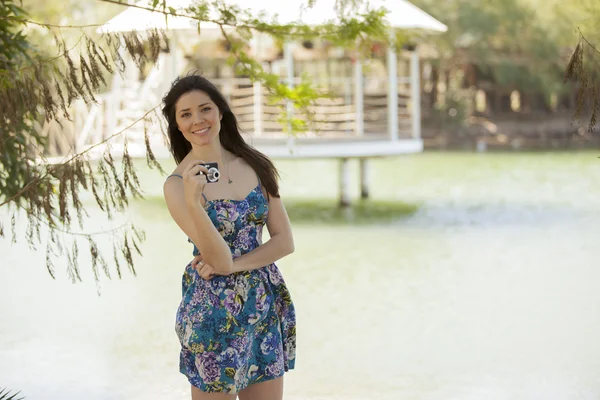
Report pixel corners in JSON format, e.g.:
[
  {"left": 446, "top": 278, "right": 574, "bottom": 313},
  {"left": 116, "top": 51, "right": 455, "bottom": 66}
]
[{"left": 197, "top": 162, "right": 220, "bottom": 183}]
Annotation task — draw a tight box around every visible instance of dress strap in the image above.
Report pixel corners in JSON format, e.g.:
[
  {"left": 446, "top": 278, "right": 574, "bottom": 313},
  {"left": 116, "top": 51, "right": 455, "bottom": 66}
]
[{"left": 256, "top": 172, "right": 262, "bottom": 189}]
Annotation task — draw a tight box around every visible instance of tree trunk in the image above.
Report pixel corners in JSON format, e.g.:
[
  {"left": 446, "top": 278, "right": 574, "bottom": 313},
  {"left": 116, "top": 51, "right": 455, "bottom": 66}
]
[
  {"left": 500, "top": 92, "right": 512, "bottom": 113},
  {"left": 430, "top": 64, "right": 439, "bottom": 109},
  {"left": 486, "top": 89, "right": 498, "bottom": 115}
]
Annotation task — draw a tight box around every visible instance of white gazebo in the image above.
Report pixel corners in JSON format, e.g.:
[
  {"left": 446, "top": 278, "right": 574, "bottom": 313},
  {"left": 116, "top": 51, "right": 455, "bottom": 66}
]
[
  {"left": 91, "top": 0, "right": 447, "bottom": 206},
  {"left": 216, "top": 0, "right": 447, "bottom": 146}
]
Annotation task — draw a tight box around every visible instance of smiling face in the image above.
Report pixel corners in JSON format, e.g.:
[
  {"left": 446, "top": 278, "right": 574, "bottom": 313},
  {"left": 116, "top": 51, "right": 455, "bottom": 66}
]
[{"left": 175, "top": 90, "right": 222, "bottom": 147}]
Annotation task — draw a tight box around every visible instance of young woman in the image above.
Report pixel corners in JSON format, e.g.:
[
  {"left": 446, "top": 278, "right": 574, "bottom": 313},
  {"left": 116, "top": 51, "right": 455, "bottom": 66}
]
[{"left": 162, "top": 74, "right": 297, "bottom": 400}]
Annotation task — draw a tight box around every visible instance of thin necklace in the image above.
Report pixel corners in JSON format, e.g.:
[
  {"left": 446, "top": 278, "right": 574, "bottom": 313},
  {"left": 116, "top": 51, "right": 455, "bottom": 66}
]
[{"left": 223, "top": 152, "right": 233, "bottom": 184}]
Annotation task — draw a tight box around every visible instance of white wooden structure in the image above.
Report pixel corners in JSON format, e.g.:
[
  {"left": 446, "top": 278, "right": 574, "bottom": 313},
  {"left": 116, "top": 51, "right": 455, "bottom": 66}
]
[{"left": 49, "top": 0, "right": 447, "bottom": 206}]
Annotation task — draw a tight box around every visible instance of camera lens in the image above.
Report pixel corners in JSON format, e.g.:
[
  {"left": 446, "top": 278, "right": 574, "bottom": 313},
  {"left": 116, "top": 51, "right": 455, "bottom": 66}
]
[{"left": 206, "top": 167, "right": 220, "bottom": 182}]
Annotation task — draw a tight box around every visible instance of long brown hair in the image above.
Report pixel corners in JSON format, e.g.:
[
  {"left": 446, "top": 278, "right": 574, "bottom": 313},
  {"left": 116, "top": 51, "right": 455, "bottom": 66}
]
[{"left": 161, "top": 73, "right": 280, "bottom": 198}]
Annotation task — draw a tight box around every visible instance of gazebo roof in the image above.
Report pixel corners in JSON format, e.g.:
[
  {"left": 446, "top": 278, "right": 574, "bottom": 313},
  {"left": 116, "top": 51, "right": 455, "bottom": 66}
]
[
  {"left": 97, "top": 0, "right": 219, "bottom": 34},
  {"left": 98, "top": 0, "right": 447, "bottom": 34},
  {"left": 254, "top": 0, "right": 447, "bottom": 32}
]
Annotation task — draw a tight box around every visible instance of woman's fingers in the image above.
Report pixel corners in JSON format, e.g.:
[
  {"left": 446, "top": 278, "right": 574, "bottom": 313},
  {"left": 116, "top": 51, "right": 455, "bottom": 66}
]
[
  {"left": 188, "top": 165, "right": 209, "bottom": 187},
  {"left": 183, "top": 160, "right": 205, "bottom": 174},
  {"left": 196, "top": 261, "right": 207, "bottom": 274},
  {"left": 201, "top": 266, "right": 214, "bottom": 280},
  {"left": 191, "top": 255, "right": 203, "bottom": 268},
  {"left": 185, "top": 160, "right": 209, "bottom": 177},
  {"left": 189, "top": 164, "right": 209, "bottom": 177},
  {"left": 196, "top": 260, "right": 215, "bottom": 280}
]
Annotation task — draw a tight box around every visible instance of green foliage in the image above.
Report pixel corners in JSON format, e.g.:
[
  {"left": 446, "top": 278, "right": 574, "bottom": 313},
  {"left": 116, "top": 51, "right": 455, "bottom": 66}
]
[
  {"left": 411, "top": 0, "right": 565, "bottom": 97},
  {"left": 429, "top": 90, "right": 470, "bottom": 133},
  {"left": 409, "top": 0, "right": 600, "bottom": 130},
  {"left": 0, "top": 0, "right": 45, "bottom": 211},
  {"left": 558, "top": 1, "right": 600, "bottom": 131},
  {"left": 565, "top": 34, "right": 600, "bottom": 132},
  {"left": 0, "top": 0, "right": 169, "bottom": 284}
]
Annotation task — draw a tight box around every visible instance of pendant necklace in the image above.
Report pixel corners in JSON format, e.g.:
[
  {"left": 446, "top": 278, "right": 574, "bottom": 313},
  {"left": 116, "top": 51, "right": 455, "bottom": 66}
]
[{"left": 224, "top": 152, "right": 233, "bottom": 184}]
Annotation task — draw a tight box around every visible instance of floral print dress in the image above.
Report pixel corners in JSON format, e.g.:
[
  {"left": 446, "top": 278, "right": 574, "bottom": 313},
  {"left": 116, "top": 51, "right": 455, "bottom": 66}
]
[{"left": 174, "top": 181, "right": 296, "bottom": 393}]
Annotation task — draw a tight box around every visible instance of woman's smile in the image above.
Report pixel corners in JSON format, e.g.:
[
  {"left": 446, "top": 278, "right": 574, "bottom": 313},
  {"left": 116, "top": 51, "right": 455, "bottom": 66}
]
[{"left": 191, "top": 126, "right": 211, "bottom": 135}]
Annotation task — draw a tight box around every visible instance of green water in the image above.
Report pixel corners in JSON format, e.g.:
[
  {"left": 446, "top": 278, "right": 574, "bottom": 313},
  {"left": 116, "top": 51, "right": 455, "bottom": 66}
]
[{"left": 1, "top": 151, "right": 600, "bottom": 400}]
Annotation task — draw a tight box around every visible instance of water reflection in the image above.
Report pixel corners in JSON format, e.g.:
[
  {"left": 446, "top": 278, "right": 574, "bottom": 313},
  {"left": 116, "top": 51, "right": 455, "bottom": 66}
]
[{"left": 1, "top": 152, "right": 600, "bottom": 400}]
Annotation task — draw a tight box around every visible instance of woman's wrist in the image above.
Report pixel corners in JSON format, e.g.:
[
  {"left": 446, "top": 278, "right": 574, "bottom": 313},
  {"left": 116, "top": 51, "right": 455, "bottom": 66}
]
[
  {"left": 185, "top": 191, "right": 204, "bottom": 210},
  {"left": 232, "top": 257, "right": 243, "bottom": 273}
]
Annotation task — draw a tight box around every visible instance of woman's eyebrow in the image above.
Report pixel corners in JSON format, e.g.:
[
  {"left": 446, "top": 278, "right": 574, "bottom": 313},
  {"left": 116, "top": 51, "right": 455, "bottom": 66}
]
[{"left": 178, "top": 103, "right": 210, "bottom": 113}]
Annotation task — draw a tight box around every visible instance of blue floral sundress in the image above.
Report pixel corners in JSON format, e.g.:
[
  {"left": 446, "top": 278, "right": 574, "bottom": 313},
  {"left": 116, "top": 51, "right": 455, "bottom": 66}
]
[{"left": 174, "top": 181, "right": 296, "bottom": 393}]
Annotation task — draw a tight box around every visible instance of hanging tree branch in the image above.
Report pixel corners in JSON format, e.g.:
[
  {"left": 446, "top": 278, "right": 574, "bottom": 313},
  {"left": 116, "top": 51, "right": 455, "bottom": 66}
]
[
  {"left": 565, "top": 30, "right": 600, "bottom": 132},
  {"left": 0, "top": 0, "right": 390, "bottom": 286}
]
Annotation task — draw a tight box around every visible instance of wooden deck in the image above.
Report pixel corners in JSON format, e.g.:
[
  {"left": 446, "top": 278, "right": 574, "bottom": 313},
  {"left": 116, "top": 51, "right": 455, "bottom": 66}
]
[{"left": 248, "top": 135, "right": 423, "bottom": 159}]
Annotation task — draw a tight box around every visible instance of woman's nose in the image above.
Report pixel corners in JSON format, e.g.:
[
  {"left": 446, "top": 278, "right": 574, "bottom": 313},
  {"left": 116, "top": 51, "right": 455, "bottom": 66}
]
[{"left": 192, "top": 114, "right": 205, "bottom": 125}]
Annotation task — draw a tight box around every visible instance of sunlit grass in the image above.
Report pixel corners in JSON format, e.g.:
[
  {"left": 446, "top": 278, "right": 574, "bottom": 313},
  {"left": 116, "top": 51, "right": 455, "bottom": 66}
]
[
  {"left": 135, "top": 196, "right": 419, "bottom": 225},
  {"left": 284, "top": 199, "right": 419, "bottom": 225}
]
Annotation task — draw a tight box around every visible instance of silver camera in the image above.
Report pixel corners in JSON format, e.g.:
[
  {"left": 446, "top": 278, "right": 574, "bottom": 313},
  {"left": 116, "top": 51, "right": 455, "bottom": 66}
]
[{"left": 197, "top": 162, "right": 220, "bottom": 183}]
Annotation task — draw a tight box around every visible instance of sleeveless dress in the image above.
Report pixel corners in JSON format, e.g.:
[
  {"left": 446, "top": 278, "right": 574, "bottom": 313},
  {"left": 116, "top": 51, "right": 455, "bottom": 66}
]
[{"left": 172, "top": 178, "right": 297, "bottom": 393}]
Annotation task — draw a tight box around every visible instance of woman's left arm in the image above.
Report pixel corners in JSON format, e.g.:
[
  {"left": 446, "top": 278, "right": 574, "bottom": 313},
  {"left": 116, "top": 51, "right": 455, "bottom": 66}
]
[{"left": 232, "top": 194, "right": 295, "bottom": 273}]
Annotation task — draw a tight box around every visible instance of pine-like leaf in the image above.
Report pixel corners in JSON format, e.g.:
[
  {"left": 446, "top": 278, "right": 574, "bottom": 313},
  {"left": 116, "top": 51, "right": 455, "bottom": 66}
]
[
  {"left": 590, "top": 86, "right": 599, "bottom": 132},
  {"left": 0, "top": 387, "right": 25, "bottom": 400},
  {"left": 45, "top": 242, "right": 56, "bottom": 280}
]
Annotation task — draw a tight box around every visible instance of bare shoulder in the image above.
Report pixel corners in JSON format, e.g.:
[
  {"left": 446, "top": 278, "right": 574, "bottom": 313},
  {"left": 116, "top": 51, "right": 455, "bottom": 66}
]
[
  {"left": 163, "top": 172, "right": 183, "bottom": 197},
  {"left": 234, "top": 154, "right": 256, "bottom": 173},
  {"left": 164, "top": 156, "right": 192, "bottom": 191},
  {"left": 232, "top": 155, "right": 260, "bottom": 184}
]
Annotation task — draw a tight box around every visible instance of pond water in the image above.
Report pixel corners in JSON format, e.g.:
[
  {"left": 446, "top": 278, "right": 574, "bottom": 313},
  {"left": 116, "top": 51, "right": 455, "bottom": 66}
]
[{"left": 1, "top": 151, "right": 600, "bottom": 400}]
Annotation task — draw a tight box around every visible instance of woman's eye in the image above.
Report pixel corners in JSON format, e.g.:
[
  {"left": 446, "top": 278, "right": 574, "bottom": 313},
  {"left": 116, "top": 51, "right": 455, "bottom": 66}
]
[
  {"left": 202, "top": 107, "right": 211, "bottom": 112},
  {"left": 181, "top": 112, "right": 191, "bottom": 118}
]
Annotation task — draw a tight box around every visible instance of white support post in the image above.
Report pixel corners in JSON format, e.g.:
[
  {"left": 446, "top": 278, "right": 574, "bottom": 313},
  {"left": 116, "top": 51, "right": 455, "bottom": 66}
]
[
  {"left": 344, "top": 79, "right": 352, "bottom": 134},
  {"left": 284, "top": 41, "right": 295, "bottom": 148},
  {"left": 410, "top": 50, "right": 421, "bottom": 139},
  {"left": 77, "top": 103, "right": 99, "bottom": 151},
  {"left": 354, "top": 58, "right": 364, "bottom": 137},
  {"left": 253, "top": 82, "right": 263, "bottom": 136},
  {"left": 360, "top": 158, "right": 369, "bottom": 199},
  {"left": 339, "top": 158, "right": 351, "bottom": 207},
  {"left": 387, "top": 33, "right": 399, "bottom": 141},
  {"left": 252, "top": 33, "right": 264, "bottom": 137}
]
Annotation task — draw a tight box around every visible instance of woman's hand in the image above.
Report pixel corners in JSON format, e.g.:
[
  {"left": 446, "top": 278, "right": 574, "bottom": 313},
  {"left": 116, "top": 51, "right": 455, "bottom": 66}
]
[
  {"left": 196, "top": 259, "right": 217, "bottom": 280},
  {"left": 192, "top": 254, "right": 233, "bottom": 279},
  {"left": 182, "top": 160, "right": 210, "bottom": 205}
]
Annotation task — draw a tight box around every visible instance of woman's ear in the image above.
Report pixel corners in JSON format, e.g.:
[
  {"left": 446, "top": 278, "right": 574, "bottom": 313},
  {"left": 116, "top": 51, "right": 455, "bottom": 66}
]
[{"left": 220, "top": 113, "right": 223, "bottom": 121}]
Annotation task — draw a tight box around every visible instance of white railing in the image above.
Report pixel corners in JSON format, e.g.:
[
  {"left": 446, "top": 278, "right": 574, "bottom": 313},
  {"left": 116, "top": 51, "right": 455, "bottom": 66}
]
[{"left": 47, "top": 73, "right": 419, "bottom": 159}]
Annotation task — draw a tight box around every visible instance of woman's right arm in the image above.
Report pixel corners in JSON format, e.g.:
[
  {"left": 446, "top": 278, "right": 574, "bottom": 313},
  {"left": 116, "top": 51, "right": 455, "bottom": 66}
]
[{"left": 163, "top": 162, "right": 233, "bottom": 274}]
